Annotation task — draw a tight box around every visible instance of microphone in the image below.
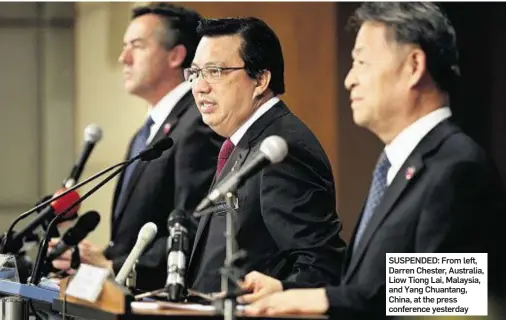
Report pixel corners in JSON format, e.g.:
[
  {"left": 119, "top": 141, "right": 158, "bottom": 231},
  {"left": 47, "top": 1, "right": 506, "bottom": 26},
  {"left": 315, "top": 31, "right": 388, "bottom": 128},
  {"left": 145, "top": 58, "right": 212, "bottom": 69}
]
[
  {"left": 165, "top": 209, "right": 190, "bottom": 301},
  {"left": 138, "top": 136, "right": 174, "bottom": 161},
  {"left": 30, "top": 136, "right": 172, "bottom": 235},
  {"left": 26, "top": 138, "right": 173, "bottom": 284},
  {"left": 196, "top": 135, "right": 288, "bottom": 212},
  {"left": 64, "top": 124, "right": 103, "bottom": 188},
  {"left": 5, "top": 189, "right": 81, "bottom": 253},
  {"left": 115, "top": 222, "right": 158, "bottom": 285},
  {"left": 46, "top": 210, "right": 101, "bottom": 263},
  {"left": 0, "top": 136, "right": 174, "bottom": 255}
]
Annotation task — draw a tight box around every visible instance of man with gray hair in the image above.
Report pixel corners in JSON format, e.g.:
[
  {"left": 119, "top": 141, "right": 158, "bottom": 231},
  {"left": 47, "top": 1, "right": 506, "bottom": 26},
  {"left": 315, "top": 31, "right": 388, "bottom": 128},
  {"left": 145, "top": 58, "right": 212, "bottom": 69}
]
[{"left": 241, "top": 3, "right": 506, "bottom": 318}]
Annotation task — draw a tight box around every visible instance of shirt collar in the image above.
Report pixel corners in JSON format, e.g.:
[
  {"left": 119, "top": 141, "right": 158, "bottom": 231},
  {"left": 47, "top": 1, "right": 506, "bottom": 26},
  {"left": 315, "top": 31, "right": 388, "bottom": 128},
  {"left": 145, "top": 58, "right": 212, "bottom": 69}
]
[
  {"left": 384, "top": 106, "right": 452, "bottom": 184},
  {"left": 148, "top": 81, "right": 192, "bottom": 125},
  {"left": 230, "top": 96, "right": 280, "bottom": 145}
]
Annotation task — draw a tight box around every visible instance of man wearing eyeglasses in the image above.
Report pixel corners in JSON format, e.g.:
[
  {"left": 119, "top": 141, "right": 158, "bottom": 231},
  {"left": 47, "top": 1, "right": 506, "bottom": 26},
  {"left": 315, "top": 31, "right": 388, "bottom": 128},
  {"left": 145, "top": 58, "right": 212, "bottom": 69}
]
[
  {"left": 185, "top": 17, "right": 346, "bottom": 295},
  {"left": 50, "top": 3, "right": 223, "bottom": 291}
]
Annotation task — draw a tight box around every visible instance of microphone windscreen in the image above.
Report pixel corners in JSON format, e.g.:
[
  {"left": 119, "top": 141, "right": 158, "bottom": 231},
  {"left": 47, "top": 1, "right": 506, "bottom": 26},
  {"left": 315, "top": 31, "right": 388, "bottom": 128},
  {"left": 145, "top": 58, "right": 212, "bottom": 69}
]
[
  {"left": 154, "top": 137, "right": 174, "bottom": 152},
  {"left": 139, "top": 137, "right": 174, "bottom": 161},
  {"left": 62, "top": 210, "right": 100, "bottom": 245},
  {"left": 260, "top": 135, "right": 288, "bottom": 163},
  {"left": 167, "top": 209, "right": 188, "bottom": 228},
  {"left": 74, "top": 210, "right": 100, "bottom": 233},
  {"left": 50, "top": 188, "right": 80, "bottom": 217},
  {"left": 84, "top": 123, "right": 103, "bottom": 143},
  {"left": 138, "top": 222, "right": 157, "bottom": 244}
]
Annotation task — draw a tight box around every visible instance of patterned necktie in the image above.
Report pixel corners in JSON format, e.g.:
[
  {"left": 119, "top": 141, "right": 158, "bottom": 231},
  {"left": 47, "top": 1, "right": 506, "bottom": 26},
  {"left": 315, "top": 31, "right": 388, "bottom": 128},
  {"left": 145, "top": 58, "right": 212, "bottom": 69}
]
[
  {"left": 216, "top": 138, "right": 235, "bottom": 178},
  {"left": 353, "top": 151, "right": 391, "bottom": 252},
  {"left": 114, "top": 116, "right": 154, "bottom": 218}
]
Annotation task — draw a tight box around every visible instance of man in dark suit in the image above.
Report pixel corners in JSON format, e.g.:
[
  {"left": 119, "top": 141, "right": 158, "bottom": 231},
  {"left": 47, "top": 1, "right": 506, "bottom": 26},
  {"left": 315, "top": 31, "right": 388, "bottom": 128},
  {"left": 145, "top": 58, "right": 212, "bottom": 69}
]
[
  {"left": 183, "top": 17, "right": 346, "bottom": 294},
  {"left": 241, "top": 3, "right": 506, "bottom": 318},
  {"left": 50, "top": 3, "right": 223, "bottom": 291}
]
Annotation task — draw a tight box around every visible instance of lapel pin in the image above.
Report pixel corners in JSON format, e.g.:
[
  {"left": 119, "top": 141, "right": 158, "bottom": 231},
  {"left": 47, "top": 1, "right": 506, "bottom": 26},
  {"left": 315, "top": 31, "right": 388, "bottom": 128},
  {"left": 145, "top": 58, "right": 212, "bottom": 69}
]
[
  {"left": 405, "top": 166, "right": 416, "bottom": 180},
  {"left": 163, "top": 123, "right": 171, "bottom": 135}
]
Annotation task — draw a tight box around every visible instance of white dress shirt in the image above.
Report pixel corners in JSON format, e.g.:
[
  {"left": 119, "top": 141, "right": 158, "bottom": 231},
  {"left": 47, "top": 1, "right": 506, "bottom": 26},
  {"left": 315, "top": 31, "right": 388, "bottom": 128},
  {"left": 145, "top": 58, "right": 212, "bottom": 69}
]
[
  {"left": 384, "top": 107, "right": 452, "bottom": 186},
  {"left": 145, "top": 81, "right": 192, "bottom": 144},
  {"left": 230, "top": 96, "right": 280, "bottom": 145}
]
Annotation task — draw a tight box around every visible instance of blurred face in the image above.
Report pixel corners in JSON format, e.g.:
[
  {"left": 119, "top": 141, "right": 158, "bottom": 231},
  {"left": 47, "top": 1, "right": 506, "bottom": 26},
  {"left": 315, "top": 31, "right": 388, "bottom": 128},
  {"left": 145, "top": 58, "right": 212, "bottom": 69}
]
[
  {"left": 344, "top": 22, "right": 411, "bottom": 141},
  {"left": 118, "top": 14, "right": 172, "bottom": 99},
  {"left": 189, "top": 35, "right": 259, "bottom": 137}
]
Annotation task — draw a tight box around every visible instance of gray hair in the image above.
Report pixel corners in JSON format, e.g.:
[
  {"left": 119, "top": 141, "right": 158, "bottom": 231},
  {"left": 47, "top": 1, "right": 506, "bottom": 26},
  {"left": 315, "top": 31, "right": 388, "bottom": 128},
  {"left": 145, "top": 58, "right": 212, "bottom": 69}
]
[{"left": 348, "top": 2, "right": 460, "bottom": 95}]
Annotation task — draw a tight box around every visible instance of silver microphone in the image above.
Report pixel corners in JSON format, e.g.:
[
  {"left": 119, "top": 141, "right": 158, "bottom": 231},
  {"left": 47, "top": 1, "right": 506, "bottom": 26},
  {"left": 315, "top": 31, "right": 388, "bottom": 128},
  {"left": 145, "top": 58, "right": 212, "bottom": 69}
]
[
  {"left": 115, "top": 222, "right": 157, "bottom": 285},
  {"left": 196, "top": 135, "right": 288, "bottom": 212},
  {"left": 64, "top": 123, "right": 103, "bottom": 188},
  {"left": 165, "top": 209, "right": 190, "bottom": 301}
]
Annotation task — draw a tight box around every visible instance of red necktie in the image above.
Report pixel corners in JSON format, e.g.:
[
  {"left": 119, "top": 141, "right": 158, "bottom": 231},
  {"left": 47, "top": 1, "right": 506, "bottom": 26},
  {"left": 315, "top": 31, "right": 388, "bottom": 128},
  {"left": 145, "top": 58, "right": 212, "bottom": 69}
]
[{"left": 216, "top": 138, "right": 235, "bottom": 177}]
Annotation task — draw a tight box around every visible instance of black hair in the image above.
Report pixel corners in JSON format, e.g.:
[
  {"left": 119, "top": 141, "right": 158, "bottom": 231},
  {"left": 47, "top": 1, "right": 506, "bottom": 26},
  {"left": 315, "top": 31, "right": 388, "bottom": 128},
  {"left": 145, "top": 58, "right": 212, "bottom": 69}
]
[
  {"left": 132, "top": 3, "right": 202, "bottom": 68},
  {"left": 197, "top": 17, "right": 285, "bottom": 95}
]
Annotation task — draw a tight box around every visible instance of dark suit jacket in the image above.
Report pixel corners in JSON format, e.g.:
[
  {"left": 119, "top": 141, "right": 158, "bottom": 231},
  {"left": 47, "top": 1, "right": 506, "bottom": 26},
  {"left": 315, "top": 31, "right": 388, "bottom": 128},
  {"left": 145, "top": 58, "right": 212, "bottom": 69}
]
[
  {"left": 187, "top": 101, "right": 346, "bottom": 293},
  {"left": 103, "top": 91, "right": 223, "bottom": 291},
  {"left": 320, "top": 119, "right": 506, "bottom": 318}
]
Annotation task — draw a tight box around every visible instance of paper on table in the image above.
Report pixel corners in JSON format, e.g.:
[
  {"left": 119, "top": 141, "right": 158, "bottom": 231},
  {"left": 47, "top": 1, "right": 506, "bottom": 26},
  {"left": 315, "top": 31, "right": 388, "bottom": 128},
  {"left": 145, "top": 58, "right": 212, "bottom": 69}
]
[
  {"left": 65, "top": 264, "right": 110, "bottom": 303},
  {"left": 131, "top": 301, "right": 246, "bottom": 312}
]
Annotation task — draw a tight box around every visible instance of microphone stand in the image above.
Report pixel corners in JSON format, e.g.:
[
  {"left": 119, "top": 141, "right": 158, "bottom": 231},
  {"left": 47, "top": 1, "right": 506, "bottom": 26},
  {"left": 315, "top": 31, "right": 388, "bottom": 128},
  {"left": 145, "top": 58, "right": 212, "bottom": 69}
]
[
  {"left": 194, "top": 188, "right": 248, "bottom": 320},
  {"left": 1, "top": 136, "right": 171, "bottom": 255},
  {"left": 214, "top": 192, "right": 246, "bottom": 320},
  {"left": 222, "top": 192, "right": 237, "bottom": 320},
  {"left": 28, "top": 163, "right": 130, "bottom": 285},
  {"left": 28, "top": 137, "right": 172, "bottom": 285},
  {"left": 125, "top": 260, "right": 137, "bottom": 290},
  {"left": 0, "top": 161, "right": 126, "bottom": 254}
]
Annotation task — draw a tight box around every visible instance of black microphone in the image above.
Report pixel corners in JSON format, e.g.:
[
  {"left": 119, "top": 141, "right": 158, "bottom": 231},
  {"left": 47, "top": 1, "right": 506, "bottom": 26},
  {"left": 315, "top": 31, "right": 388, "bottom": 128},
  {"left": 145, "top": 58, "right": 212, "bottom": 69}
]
[
  {"left": 3, "top": 189, "right": 81, "bottom": 254},
  {"left": 195, "top": 135, "right": 288, "bottom": 212},
  {"left": 1, "top": 135, "right": 174, "bottom": 254},
  {"left": 165, "top": 209, "right": 190, "bottom": 301},
  {"left": 26, "top": 125, "right": 102, "bottom": 249},
  {"left": 139, "top": 136, "right": 174, "bottom": 161},
  {"left": 64, "top": 124, "right": 103, "bottom": 188},
  {"left": 28, "top": 137, "right": 174, "bottom": 284},
  {"left": 46, "top": 210, "right": 101, "bottom": 263},
  {"left": 0, "top": 125, "right": 103, "bottom": 254}
]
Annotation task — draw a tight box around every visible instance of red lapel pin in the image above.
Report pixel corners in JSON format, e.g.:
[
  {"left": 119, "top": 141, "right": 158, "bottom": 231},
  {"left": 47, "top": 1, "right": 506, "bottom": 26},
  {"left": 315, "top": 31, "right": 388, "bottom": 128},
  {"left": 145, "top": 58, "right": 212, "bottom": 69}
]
[
  {"left": 163, "top": 123, "right": 171, "bottom": 135},
  {"left": 405, "top": 166, "right": 416, "bottom": 180}
]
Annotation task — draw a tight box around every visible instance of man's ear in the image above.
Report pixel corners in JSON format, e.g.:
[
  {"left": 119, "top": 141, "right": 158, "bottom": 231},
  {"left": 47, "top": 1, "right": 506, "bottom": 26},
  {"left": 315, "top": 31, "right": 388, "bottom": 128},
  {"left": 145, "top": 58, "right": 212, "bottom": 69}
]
[
  {"left": 253, "top": 70, "right": 271, "bottom": 98},
  {"left": 405, "top": 48, "right": 426, "bottom": 89},
  {"left": 168, "top": 44, "right": 187, "bottom": 69}
]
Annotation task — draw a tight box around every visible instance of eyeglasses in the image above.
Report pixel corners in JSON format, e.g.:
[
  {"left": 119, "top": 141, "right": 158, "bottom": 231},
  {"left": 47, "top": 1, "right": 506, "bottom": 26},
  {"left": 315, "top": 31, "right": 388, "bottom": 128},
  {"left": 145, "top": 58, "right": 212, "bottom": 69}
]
[{"left": 184, "top": 66, "right": 245, "bottom": 84}]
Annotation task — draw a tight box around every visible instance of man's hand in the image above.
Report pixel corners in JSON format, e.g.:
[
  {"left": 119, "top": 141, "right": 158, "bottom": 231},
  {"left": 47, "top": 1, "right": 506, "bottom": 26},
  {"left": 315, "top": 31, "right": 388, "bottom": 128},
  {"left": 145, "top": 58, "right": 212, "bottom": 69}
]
[
  {"left": 237, "top": 271, "right": 283, "bottom": 304},
  {"left": 244, "top": 288, "right": 329, "bottom": 316},
  {"left": 48, "top": 238, "right": 74, "bottom": 272},
  {"left": 78, "top": 240, "right": 113, "bottom": 270},
  {"left": 48, "top": 238, "right": 112, "bottom": 272}
]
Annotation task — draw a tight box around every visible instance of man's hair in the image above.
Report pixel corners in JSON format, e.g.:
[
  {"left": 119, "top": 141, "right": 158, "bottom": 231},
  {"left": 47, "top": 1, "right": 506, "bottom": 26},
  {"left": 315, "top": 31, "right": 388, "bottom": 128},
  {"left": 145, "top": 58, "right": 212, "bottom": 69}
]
[
  {"left": 196, "top": 17, "right": 285, "bottom": 95},
  {"left": 348, "top": 2, "right": 460, "bottom": 95},
  {"left": 132, "top": 3, "right": 202, "bottom": 68}
]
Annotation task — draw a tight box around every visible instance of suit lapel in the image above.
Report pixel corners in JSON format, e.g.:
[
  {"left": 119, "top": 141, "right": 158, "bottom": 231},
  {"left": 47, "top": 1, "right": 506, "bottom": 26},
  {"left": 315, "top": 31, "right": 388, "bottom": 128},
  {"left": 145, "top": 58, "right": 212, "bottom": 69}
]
[
  {"left": 189, "top": 101, "right": 290, "bottom": 265},
  {"left": 146, "top": 91, "right": 193, "bottom": 150},
  {"left": 343, "top": 119, "right": 458, "bottom": 283},
  {"left": 189, "top": 145, "right": 251, "bottom": 264},
  {"left": 112, "top": 92, "right": 193, "bottom": 227},
  {"left": 343, "top": 157, "right": 425, "bottom": 282}
]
